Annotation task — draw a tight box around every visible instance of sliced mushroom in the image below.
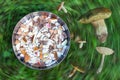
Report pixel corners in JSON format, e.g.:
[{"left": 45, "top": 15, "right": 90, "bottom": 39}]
[
  {"left": 15, "top": 40, "right": 20, "bottom": 45},
  {"left": 79, "top": 7, "right": 112, "bottom": 43},
  {"left": 53, "top": 51, "right": 58, "bottom": 60},
  {"left": 39, "top": 51, "right": 43, "bottom": 60},
  {"left": 24, "top": 54, "right": 30, "bottom": 62},
  {"left": 96, "top": 47, "right": 114, "bottom": 73}
]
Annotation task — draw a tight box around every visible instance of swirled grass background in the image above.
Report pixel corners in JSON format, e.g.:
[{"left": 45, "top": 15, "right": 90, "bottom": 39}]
[{"left": 0, "top": 0, "right": 120, "bottom": 80}]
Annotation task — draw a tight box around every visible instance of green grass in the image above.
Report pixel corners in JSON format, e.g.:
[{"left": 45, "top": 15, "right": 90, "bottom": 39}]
[{"left": 0, "top": 0, "right": 120, "bottom": 80}]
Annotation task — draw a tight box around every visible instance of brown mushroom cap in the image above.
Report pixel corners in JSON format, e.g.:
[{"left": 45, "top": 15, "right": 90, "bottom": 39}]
[
  {"left": 79, "top": 7, "right": 112, "bottom": 23},
  {"left": 96, "top": 47, "right": 114, "bottom": 55}
]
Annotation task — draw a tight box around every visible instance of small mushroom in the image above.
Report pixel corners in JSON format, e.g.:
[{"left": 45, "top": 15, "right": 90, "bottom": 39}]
[
  {"left": 96, "top": 47, "right": 114, "bottom": 73},
  {"left": 57, "top": 2, "right": 67, "bottom": 13},
  {"left": 78, "top": 41, "right": 86, "bottom": 48},
  {"left": 79, "top": 7, "right": 112, "bottom": 43},
  {"left": 68, "top": 64, "right": 85, "bottom": 78}
]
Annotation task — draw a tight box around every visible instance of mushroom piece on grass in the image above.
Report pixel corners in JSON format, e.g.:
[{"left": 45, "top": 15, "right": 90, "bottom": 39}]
[
  {"left": 79, "top": 7, "right": 112, "bottom": 43},
  {"left": 57, "top": 2, "right": 67, "bottom": 13},
  {"left": 96, "top": 47, "right": 114, "bottom": 73},
  {"left": 78, "top": 41, "right": 86, "bottom": 48},
  {"left": 68, "top": 64, "right": 85, "bottom": 78},
  {"left": 74, "top": 36, "right": 86, "bottom": 48}
]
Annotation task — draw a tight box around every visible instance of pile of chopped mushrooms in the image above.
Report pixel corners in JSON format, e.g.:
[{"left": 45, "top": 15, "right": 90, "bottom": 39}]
[{"left": 12, "top": 11, "right": 70, "bottom": 69}]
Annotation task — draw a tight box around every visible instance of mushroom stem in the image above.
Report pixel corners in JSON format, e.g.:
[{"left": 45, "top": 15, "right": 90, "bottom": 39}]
[
  {"left": 58, "top": 2, "right": 67, "bottom": 13},
  {"left": 62, "top": 6, "right": 67, "bottom": 13},
  {"left": 97, "top": 54, "right": 105, "bottom": 73},
  {"left": 68, "top": 68, "right": 77, "bottom": 78},
  {"left": 78, "top": 41, "right": 86, "bottom": 48},
  {"left": 79, "top": 43, "right": 84, "bottom": 48},
  {"left": 91, "top": 19, "right": 108, "bottom": 43}
]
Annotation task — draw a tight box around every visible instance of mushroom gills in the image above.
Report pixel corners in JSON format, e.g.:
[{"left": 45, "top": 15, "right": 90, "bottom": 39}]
[{"left": 92, "top": 19, "right": 108, "bottom": 43}]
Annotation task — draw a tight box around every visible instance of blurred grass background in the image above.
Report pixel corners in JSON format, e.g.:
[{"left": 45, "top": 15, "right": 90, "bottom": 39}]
[{"left": 0, "top": 0, "right": 120, "bottom": 80}]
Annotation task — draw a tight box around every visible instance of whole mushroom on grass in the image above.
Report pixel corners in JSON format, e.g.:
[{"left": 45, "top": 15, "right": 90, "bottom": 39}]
[
  {"left": 79, "top": 7, "right": 112, "bottom": 43},
  {"left": 74, "top": 36, "right": 86, "bottom": 49},
  {"left": 96, "top": 47, "right": 114, "bottom": 73}
]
